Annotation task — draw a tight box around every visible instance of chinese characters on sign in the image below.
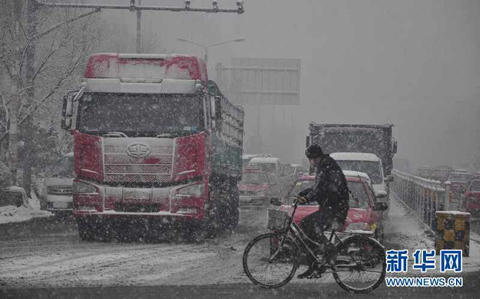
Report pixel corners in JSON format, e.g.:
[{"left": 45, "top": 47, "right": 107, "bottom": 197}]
[{"left": 386, "top": 249, "right": 462, "bottom": 274}]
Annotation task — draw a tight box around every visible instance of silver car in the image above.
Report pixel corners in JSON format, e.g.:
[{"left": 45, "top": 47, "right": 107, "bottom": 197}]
[{"left": 40, "top": 153, "right": 74, "bottom": 213}]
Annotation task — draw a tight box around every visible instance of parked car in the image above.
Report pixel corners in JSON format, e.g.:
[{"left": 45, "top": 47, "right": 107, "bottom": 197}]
[
  {"left": 428, "top": 165, "right": 453, "bottom": 182},
  {"left": 0, "top": 186, "right": 28, "bottom": 207},
  {"left": 460, "top": 177, "right": 480, "bottom": 218},
  {"left": 446, "top": 171, "right": 474, "bottom": 199},
  {"left": 276, "top": 171, "right": 387, "bottom": 242},
  {"left": 40, "top": 153, "right": 74, "bottom": 214},
  {"left": 238, "top": 168, "right": 278, "bottom": 206},
  {"left": 248, "top": 157, "right": 282, "bottom": 177},
  {"left": 416, "top": 166, "right": 434, "bottom": 179},
  {"left": 282, "top": 163, "right": 309, "bottom": 177},
  {"left": 242, "top": 154, "right": 272, "bottom": 169}
]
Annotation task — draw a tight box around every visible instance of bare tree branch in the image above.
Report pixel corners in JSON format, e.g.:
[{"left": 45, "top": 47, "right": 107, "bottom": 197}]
[
  {"left": 0, "top": 92, "right": 8, "bottom": 130},
  {"left": 34, "top": 8, "right": 100, "bottom": 41},
  {"left": 19, "top": 51, "right": 86, "bottom": 124}
]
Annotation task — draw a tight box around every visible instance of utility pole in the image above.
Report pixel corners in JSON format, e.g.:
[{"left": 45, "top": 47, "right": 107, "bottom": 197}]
[
  {"left": 136, "top": 0, "right": 142, "bottom": 53},
  {"left": 35, "top": 1, "right": 245, "bottom": 54}
]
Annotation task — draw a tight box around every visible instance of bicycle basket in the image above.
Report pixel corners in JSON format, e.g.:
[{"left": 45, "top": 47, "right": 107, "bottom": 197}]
[{"left": 267, "top": 209, "right": 288, "bottom": 230}]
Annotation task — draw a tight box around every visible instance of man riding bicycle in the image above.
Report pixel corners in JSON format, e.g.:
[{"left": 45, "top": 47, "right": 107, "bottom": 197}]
[{"left": 296, "top": 144, "right": 350, "bottom": 279}]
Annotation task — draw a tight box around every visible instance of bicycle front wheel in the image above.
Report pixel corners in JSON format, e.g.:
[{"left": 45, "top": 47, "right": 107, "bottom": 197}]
[
  {"left": 333, "top": 235, "right": 386, "bottom": 294},
  {"left": 243, "top": 232, "right": 300, "bottom": 289}
]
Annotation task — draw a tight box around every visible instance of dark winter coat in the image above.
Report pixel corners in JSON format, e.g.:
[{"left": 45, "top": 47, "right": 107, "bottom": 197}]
[{"left": 299, "top": 155, "right": 349, "bottom": 224}]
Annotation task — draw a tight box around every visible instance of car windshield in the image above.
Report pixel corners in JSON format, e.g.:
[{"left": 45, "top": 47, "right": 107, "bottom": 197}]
[
  {"left": 336, "top": 160, "right": 383, "bottom": 184},
  {"left": 77, "top": 93, "right": 204, "bottom": 137},
  {"left": 286, "top": 180, "right": 369, "bottom": 209},
  {"left": 448, "top": 173, "right": 472, "bottom": 182},
  {"left": 347, "top": 181, "right": 369, "bottom": 209},
  {"left": 54, "top": 155, "right": 75, "bottom": 178},
  {"left": 249, "top": 163, "right": 276, "bottom": 173},
  {"left": 241, "top": 173, "right": 270, "bottom": 184},
  {"left": 470, "top": 181, "right": 480, "bottom": 192}
]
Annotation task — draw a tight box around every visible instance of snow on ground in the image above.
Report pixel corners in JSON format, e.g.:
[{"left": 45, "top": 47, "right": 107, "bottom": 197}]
[
  {"left": 0, "top": 193, "right": 52, "bottom": 225},
  {"left": 1, "top": 195, "right": 479, "bottom": 288},
  {"left": 388, "top": 193, "right": 480, "bottom": 275}
]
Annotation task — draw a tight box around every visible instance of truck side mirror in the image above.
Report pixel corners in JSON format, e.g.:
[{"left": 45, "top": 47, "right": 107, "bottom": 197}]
[
  {"left": 210, "top": 96, "right": 216, "bottom": 130},
  {"left": 385, "top": 175, "right": 394, "bottom": 183},
  {"left": 214, "top": 96, "right": 222, "bottom": 120},
  {"left": 374, "top": 202, "right": 388, "bottom": 211},
  {"left": 61, "top": 95, "right": 73, "bottom": 130},
  {"left": 61, "top": 118, "right": 72, "bottom": 130},
  {"left": 393, "top": 141, "right": 398, "bottom": 154}
]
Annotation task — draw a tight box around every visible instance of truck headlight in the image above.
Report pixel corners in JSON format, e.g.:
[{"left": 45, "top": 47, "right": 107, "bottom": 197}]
[
  {"left": 73, "top": 182, "right": 97, "bottom": 194},
  {"left": 175, "top": 183, "right": 205, "bottom": 198}
]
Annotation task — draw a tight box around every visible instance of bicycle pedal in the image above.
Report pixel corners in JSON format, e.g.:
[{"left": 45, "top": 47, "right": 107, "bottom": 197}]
[{"left": 306, "top": 271, "right": 322, "bottom": 279}]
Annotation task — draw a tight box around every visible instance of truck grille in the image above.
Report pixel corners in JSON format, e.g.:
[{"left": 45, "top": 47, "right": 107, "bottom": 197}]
[
  {"left": 103, "top": 138, "right": 174, "bottom": 184},
  {"left": 240, "top": 191, "right": 257, "bottom": 196},
  {"left": 105, "top": 164, "right": 172, "bottom": 174},
  {"left": 114, "top": 203, "right": 159, "bottom": 213},
  {"left": 47, "top": 186, "right": 73, "bottom": 196}
]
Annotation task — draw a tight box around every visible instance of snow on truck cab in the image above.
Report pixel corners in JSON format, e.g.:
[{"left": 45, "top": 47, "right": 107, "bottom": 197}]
[{"left": 61, "top": 53, "right": 244, "bottom": 241}]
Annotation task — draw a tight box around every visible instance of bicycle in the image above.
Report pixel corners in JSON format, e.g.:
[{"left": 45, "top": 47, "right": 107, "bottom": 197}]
[{"left": 242, "top": 196, "right": 386, "bottom": 293}]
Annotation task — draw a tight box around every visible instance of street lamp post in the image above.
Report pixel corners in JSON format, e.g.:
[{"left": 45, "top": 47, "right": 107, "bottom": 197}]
[{"left": 177, "top": 37, "right": 245, "bottom": 65}]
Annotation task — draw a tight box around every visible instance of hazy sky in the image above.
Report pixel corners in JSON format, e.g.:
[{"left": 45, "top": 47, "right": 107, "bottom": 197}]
[{"left": 99, "top": 0, "right": 480, "bottom": 170}]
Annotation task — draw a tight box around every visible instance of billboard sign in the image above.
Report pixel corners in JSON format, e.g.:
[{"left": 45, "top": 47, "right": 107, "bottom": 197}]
[{"left": 216, "top": 58, "right": 300, "bottom": 105}]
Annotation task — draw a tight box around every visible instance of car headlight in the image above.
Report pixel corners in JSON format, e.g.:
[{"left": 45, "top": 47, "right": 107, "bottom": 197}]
[
  {"left": 73, "top": 182, "right": 97, "bottom": 194},
  {"left": 176, "top": 183, "right": 205, "bottom": 198}
]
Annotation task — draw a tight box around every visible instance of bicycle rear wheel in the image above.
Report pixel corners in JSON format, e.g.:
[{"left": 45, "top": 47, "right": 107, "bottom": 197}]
[
  {"left": 332, "top": 235, "right": 386, "bottom": 293},
  {"left": 243, "top": 232, "right": 300, "bottom": 289}
]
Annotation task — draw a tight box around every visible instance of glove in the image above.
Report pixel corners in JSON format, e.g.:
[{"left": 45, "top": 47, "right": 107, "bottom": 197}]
[{"left": 298, "top": 188, "right": 311, "bottom": 197}]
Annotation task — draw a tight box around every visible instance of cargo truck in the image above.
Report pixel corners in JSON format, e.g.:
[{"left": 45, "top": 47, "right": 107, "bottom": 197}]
[
  {"left": 307, "top": 123, "right": 397, "bottom": 175},
  {"left": 61, "top": 53, "right": 244, "bottom": 241}
]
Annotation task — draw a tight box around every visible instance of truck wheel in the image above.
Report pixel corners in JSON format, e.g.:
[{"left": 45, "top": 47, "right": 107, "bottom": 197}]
[
  {"left": 92, "top": 220, "right": 113, "bottom": 242},
  {"left": 228, "top": 201, "right": 240, "bottom": 229},
  {"left": 191, "top": 204, "right": 219, "bottom": 243},
  {"left": 226, "top": 183, "right": 240, "bottom": 229},
  {"left": 77, "top": 219, "right": 94, "bottom": 241}
]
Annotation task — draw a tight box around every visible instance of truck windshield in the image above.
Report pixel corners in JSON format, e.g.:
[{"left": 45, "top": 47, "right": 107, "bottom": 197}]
[
  {"left": 77, "top": 93, "right": 204, "bottom": 137},
  {"left": 336, "top": 160, "right": 383, "bottom": 184}
]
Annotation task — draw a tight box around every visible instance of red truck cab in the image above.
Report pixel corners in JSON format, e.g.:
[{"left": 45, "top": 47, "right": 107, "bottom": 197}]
[{"left": 62, "top": 54, "right": 244, "bottom": 241}]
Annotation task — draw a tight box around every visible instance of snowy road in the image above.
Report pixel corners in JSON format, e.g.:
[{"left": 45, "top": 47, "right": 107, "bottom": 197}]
[
  {"left": 1, "top": 198, "right": 479, "bottom": 298},
  {"left": 0, "top": 208, "right": 270, "bottom": 288}
]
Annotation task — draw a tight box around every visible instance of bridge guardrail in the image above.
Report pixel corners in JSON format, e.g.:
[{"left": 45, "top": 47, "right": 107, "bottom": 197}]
[{"left": 391, "top": 169, "right": 453, "bottom": 231}]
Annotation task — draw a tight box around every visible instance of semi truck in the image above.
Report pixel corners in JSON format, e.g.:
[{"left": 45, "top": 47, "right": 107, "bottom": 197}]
[
  {"left": 306, "top": 123, "right": 397, "bottom": 175},
  {"left": 61, "top": 53, "right": 244, "bottom": 241}
]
